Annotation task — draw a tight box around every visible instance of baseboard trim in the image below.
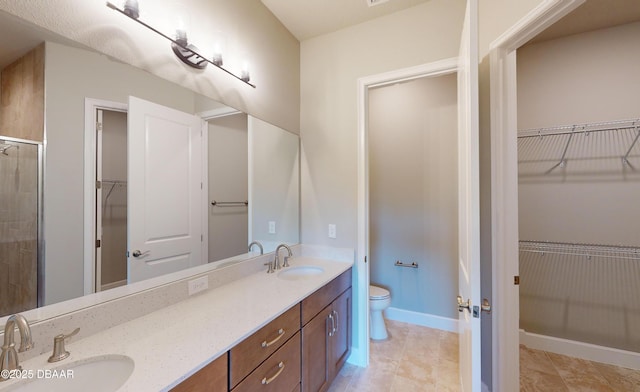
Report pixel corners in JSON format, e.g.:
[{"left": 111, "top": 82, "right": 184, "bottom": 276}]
[
  {"left": 520, "top": 329, "right": 640, "bottom": 370},
  {"left": 385, "top": 307, "right": 458, "bottom": 333}
]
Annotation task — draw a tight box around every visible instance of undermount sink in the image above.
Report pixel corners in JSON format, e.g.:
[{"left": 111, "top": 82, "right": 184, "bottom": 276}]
[
  {"left": 5, "top": 355, "right": 134, "bottom": 392},
  {"left": 277, "top": 266, "right": 324, "bottom": 280}
]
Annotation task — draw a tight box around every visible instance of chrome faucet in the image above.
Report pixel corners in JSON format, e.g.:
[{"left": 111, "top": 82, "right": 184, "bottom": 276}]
[
  {"left": 248, "top": 241, "right": 264, "bottom": 255},
  {"left": 274, "top": 243, "right": 293, "bottom": 270},
  {"left": 1, "top": 314, "right": 34, "bottom": 381}
]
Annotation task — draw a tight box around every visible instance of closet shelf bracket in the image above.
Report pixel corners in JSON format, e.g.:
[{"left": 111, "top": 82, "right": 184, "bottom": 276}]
[
  {"left": 545, "top": 129, "right": 575, "bottom": 174},
  {"left": 622, "top": 125, "right": 640, "bottom": 169}
]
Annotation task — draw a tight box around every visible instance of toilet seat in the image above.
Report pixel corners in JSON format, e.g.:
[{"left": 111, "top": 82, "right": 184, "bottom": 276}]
[{"left": 369, "top": 285, "right": 390, "bottom": 300}]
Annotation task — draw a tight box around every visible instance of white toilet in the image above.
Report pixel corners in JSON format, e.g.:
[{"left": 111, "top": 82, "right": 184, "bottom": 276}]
[{"left": 369, "top": 285, "right": 391, "bottom": 340}]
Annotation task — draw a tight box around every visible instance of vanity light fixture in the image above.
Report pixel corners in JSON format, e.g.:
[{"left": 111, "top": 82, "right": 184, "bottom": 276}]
[{"left": 106, "top": 1, "right": 255, "bottom": 87}]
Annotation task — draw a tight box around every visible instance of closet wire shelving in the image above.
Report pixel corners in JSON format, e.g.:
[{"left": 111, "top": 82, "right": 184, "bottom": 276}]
[
  {"left": 519, "top": 240, "right": 640, "bottom": 261},
  {"left": 517, "top": 118, "right": 640, "bottom": 176}
]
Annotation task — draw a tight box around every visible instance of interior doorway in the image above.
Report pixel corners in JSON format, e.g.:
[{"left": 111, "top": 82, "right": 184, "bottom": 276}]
[
  {"left": 356, "top": 57, "right": 460, "bottom": 368},
  {"left": 95, "top": 109, "right": 128, "bottom": 292}
]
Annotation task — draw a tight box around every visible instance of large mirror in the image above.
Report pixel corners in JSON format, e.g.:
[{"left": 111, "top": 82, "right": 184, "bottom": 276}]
[{"left": 0, "top": 11, "right": 299, "bottom": 318}]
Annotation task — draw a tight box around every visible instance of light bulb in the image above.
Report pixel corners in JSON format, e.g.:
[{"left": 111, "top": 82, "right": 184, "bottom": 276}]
[
  {"left": 211, "top": 33, "right": 226, "bottom": 67},
  {"left": 240, "top": 60, "right": 250, "bottom": 83},
  {"left": 123, "top": 0, "right": 140, "bottom": 19}
]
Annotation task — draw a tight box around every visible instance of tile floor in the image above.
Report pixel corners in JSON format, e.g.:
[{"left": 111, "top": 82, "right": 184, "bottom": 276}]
[
  {"left": 520, "top": 345, "right": 640, "bottom": 392},
  {"left": 328, "top": 320, "right": 460, "bottom": 392},
  {"left": 328, "top": 319, "right": 640, "bottom": 392}
]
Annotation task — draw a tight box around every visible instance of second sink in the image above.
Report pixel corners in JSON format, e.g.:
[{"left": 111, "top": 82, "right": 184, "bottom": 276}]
[{"left": 277, "top": 266, "right": 324, "bottom": 280}]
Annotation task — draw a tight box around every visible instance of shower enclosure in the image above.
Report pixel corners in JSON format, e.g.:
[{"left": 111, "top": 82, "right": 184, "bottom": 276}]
[{"left": 0, "top": 137, "right": 42, "bottom": 317}]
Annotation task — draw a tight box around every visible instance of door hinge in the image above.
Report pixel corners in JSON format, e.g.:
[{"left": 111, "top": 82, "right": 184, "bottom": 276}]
[
  {"left": 96, "top": 121, "right": 103, "bottom": 132},
  {"left": 96, "top": 180, "right": 102, "bottom": 189},
  {"left": 514, "top": 275, "right": 520, "bottom": 285},
  {"left": 96, "top": 239, "right": 101, "bottom": 248}
]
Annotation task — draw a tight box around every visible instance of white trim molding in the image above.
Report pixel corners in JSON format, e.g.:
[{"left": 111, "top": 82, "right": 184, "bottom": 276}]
[
  {"left": 356, "top": 57, "right": 458, "bottom": 368},
  {"left": 520, "top": 330, "right": 640, "bottom": 371},
  {"left": 488, "top": 1, "right": 585, "bottom": 391},
  {"left": 385, "top": 308, "right": 459, "bottom": 333}
]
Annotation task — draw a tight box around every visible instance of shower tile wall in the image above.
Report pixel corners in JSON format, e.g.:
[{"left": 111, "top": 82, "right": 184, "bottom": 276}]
[{"left": 0, "top": 141, "right": 38, "bottom": 316}]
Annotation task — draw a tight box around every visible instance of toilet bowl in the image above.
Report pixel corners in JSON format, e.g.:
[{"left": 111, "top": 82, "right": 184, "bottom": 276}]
[{"left": 369, "top": 285, "right": 391, "bottom": 340}]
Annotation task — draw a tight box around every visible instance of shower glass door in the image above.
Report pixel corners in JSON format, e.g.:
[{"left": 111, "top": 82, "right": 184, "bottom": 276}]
[{"left": 0, "top": 137, "right": 41, "bottom": 317}]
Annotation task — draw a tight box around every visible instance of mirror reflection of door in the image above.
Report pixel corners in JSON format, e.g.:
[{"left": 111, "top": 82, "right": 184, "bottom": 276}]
[
  {"left": 95, "top": 109, "right": 128, "bottom": 292},
  {"left": 127, "top": 96, "right": 204, "bottom": 284},
  {"left": 207, "top": 113, "right": 249, "bottom": 262}
]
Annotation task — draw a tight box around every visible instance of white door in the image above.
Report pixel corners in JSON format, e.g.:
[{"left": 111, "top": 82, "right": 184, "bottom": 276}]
[
  {"left": 457, "top": 0, "right": 481, "bottom": 391},
  {"left": 127, "top": 96, "right": 204, "bottom": 283}
]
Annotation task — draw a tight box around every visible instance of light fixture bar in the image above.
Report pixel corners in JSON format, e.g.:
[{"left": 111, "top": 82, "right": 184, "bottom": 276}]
[{"left": 106, "top": 1, "right": 256, "bottom": 88}]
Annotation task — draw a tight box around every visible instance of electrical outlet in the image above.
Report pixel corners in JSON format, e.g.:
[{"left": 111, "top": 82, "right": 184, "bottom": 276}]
[
  {"left": 328, "top": 224, "right": 337, "bottom": 239},
  {"left": 188, "top": 276, "right": 208, "bottom": 296},
  {"left": 269, "top": 221, "right": 276, "bottom": 234}
]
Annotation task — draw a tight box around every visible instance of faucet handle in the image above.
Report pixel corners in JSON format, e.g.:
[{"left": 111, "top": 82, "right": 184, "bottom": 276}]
[
  {"left": 264, "top": 262, "right": 274, "bottom": 274},
  {"left": 283, "top": 256, "right": 291, "bottom": 268},
  {"left": 48, "top": 328, "right": 80, "bottom": 363}
]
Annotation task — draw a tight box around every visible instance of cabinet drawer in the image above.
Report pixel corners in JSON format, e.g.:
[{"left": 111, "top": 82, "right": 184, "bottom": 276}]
[
  {"left": 232, "top": 331, "right": 301, "bottom": 392},
  {"left": 230, "top": 304, "right": 300, "bottom": 387},
  {"left": 301, "top": 269, "right": 352, "bottom": 326}
]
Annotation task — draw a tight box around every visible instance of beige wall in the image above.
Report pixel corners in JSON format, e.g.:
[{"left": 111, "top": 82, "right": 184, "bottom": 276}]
[
  {"left": 517, "top": 22, "right": 640, "bottom": 352},
  {"left": 249, "top": 116, "right": 299, "bottom": 253},
  {"left": 518, "top": 21, "right": 640, "bottom": 245},
  {"left": 300, "top": 0, "right": 466, "bottom": 249},
  {"left": 208, "top": 114, "right": 249, "bottom": 262},
  {"left": 369, "top": 74, "right": 458, "bottom": 318},
  {"left": 0, "top": 0, "right": 300, "bottom": 134}
]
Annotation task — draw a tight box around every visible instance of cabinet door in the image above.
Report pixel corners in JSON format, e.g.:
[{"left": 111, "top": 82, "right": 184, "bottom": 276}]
[
  {"left": 301, "top": 305, "right": 332, "bottom": 392},
  {"left": 171, "top": 353, "right": 227, "bottom": 392},
  {"left": 329, "top": 288, "right": 351, "bottom": 380}
]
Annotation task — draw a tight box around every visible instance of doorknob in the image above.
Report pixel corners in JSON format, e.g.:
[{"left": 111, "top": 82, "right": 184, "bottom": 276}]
[
  {"left": 481, "top": 298, "right": 491, "bottom": 314},
  {"left": 457, "top": 295, "right": 470, "bottom": 312},
  {"left": 132, "top": 250, "right": 149, "bottom": 258}
]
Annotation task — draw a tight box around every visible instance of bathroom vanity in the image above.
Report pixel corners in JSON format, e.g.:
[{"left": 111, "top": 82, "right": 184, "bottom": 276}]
[
  {"left": 0, "top": 250, "right": 353, "bottom": 392},
  {"left": 172, "top": 269, "right": 352, "bottom": 392}
]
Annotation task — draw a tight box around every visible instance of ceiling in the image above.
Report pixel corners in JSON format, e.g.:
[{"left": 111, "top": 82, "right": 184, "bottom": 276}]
[
  {"left": 529, "top": 0, "right": 640, "bottom": 44},
  {"left": 0, "top": 10, "right": 79, "bottom": 69},
  {"left": 260, "top": 0, "right": 431, "bottom": 41},
  {"left": 2, "top": 1, "right": 640, "bottom": 69}
]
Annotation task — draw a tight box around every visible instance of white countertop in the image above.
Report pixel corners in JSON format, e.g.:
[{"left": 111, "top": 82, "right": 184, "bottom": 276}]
[{"left": 1, "top": 256, "right": 352, "bottom": 391}]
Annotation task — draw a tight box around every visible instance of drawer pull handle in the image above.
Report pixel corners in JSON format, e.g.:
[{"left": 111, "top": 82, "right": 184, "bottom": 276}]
[
  {"left": 261, "top": 328, "right": 285, "bottom": 348},
  {"left": 333, "top": 310, "right": 339, "bottom": 333},
  {"left": 261, "top": 361, "right": 285, "bottom": 385}
]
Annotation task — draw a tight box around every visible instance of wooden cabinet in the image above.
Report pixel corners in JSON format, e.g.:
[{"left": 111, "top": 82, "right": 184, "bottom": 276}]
[
  {"left": 229, "top": 305, "right": 300, "bottom": 388},
  {"left": 232, "top": 331, "right": 301, "bottom": 392},
  {"left": 328, "top": 288, "right": 351, "bottom": 379},
  {"left": 301, "top": 270, "right": 352, "bottom": 392},
  {"left": 171, "top": 352, "right": 228, "bottom": 392}
]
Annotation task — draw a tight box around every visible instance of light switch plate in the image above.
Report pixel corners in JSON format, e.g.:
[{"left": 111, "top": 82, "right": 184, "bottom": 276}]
[
  {"left": 328, "top": 224, "right": 337, "bottom": 239},
  {"left": 188, "top": 276, "right": 208, "bottom": 296},
  {"left": 268, "top": 221, "right": 276, "bottom": 234}
]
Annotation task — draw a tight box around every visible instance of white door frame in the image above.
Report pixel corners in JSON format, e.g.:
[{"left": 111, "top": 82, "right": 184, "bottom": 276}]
[
  {"left": 489, "top": 0, "right": 585, "bottom": 390},
  {"left": 83, "top": 98, "right": 128, "bottom": 295},
  {"left": 356, "top": 57, "right": 459, "bottom": 366}
]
